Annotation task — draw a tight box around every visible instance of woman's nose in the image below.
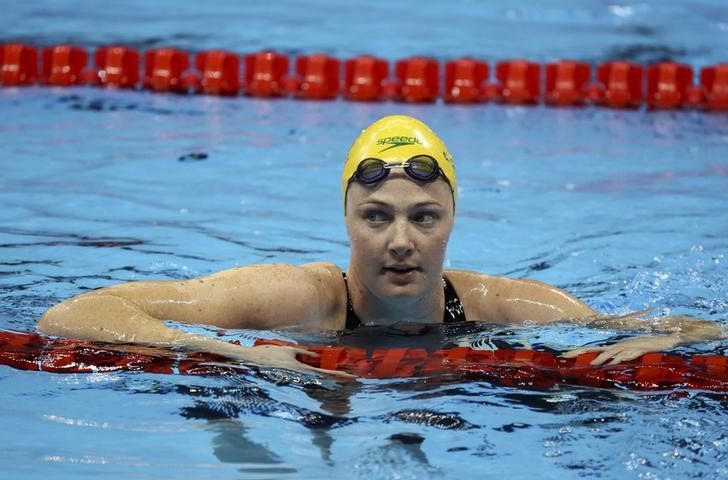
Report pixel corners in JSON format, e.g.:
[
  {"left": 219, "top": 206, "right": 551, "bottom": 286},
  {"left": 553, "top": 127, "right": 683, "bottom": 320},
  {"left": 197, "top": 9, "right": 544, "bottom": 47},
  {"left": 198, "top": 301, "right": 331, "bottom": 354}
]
[{"left": 388, "top": 220, "right": 414, "bottom": 258}]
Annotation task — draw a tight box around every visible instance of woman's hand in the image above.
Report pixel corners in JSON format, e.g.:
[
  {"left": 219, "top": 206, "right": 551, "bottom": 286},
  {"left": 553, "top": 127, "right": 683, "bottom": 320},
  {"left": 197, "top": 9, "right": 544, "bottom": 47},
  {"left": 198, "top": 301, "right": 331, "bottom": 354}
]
[
  {"left": 559, "top": 313, "right": 727, "bottom": 366},
  {"left": 561, "top": 334, "right": 681, "bottom": 366},
  {"left": 234, "top": 344, "right": 356, "bottom": 378}
]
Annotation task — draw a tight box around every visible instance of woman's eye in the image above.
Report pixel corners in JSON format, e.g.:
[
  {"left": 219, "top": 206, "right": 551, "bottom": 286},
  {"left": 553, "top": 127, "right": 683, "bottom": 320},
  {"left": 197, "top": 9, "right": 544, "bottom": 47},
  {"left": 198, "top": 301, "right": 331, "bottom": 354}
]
[
  {"left": 413, "top": 212, "right": 437, "bottom": 224},
  {"left": 365, "top": 210, "right": 389, "bottom": 223}
]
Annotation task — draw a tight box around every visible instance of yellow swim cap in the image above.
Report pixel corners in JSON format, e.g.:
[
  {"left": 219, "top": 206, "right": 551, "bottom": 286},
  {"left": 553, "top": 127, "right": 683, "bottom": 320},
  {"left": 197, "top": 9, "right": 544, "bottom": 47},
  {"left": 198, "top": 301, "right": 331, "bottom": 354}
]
[{"left": 342, "top": 115, "right": 457, "bottom": 204}]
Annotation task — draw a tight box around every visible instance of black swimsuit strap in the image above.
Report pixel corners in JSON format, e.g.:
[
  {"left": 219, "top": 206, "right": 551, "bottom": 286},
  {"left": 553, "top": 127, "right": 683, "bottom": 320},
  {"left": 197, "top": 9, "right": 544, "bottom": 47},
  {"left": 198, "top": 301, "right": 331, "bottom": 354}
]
[
  {"left": 443, "top": 276, "right": 467, "bottom": 323},
  {"left": 343, "top": 272, "right": 362, "bottom": 330},
  {"left": 342, "top": 272, "right": 467, "bottom": 329}
]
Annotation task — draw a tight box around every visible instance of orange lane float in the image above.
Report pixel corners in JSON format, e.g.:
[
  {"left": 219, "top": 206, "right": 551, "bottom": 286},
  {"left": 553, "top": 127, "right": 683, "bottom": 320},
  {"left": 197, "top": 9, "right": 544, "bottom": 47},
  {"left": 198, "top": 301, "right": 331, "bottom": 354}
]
[
  {"left": 91, "top": 46, "right": 141, "bottom": 89},
  {"left": 1, "top": 43, "right": 727, "bottom": 110},
  {"left": 647, "top": 61, "right": 694, "bottom": 109},
  {"left": 444, "top": 57, "right": 489, "bottom": 103},
  {"left": 394, "top": 56, "right": 440, "bottom": 103},
  {"left": 344, "top": 55, "right": 389, "bottom": 101},
  {"left": 172, "top": 50, "right": 234, "bottom": 96},
  {"left": 192, "top": 50, "right": 241, "bottom": 96},
  {"left": 290, "top": 54, "right": 340, "bottom": 100},
  {"left": 41, "top": 45, "right": 88, "bottom": 87},
  {"left": 545, "top": 60, "right": 591, "bottom": 106},
  {"left": 243, "top": 50, "right": 290, "bottom": 97},
  {"left": 592, "top": 61, "right": 644, "bottom": 109},
  {"left": 143, "top": 48, "right": 190, "bottom": 93},
  {"left": 700, "top": 63, "right": 728, "bottom": 111},
  {"left": 0, "top": 43, "right": 38, "bottom": 86},
  {"left": 491, "top": 59, "right": 541, "bottom": 105},
  {"left": 1, "top": 331, "right": 727, "bottom": 392}
]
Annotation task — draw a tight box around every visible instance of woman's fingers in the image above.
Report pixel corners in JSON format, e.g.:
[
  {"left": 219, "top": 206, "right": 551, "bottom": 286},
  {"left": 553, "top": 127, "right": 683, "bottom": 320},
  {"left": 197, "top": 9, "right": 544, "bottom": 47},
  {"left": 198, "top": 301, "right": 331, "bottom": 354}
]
[
  {"left": 561, "top": 346, "right": 606, "bottom": 358},
  {"left": 284, "top": 347, "right": 355, "bottom": 376},
  {"left": 265, "top": 345, "right": 356, "bottom": 378},
  {"left": 604, "top": 349, "right": 644, "bottom": 365},
  {"left": 591, "top": 349, "right": 620, "bottom": 365},
  {"left": 570, "top": 346, "right": 650, "bottom": 365},
  {"left": 304, "top": 366, "right": 357, "bottom": 379},
  {"left": 561, "top": 346, "right": 646, "bottom": 365},
  {"left": 287, "top": 347, "right": 320, "bottom": 358},
  {"left": 562, "top": 335, "right": 680, "bottom": 365}
]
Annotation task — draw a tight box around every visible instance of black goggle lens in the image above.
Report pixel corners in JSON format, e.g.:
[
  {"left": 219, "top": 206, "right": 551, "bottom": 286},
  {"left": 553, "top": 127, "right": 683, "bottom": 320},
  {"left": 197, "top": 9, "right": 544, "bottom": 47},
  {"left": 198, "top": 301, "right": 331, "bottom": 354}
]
[
  {"left": 357, "top": 158, "right": 389, "bottom": 183},
  {"left": 354, "top": 155, "right": 440, "bottom": 185},
  {"left": 407, "top": 155, "right": 438, "bottom": 181}
]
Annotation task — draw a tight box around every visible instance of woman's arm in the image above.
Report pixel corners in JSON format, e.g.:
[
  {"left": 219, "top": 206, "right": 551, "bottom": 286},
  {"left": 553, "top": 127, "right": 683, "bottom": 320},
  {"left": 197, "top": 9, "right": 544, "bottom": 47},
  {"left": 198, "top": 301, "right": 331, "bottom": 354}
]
[
  {"left": 447, "top": 271, "right": 596, "bottom": 323},
  {"left": 562, "top": 312, "right": 727, "bottom": 365},
  {"left": 38, "top": 262, "right": 350, "bottom": 375},
  {"left": 449, "top": 271, "right": 726, "bottom": 364},
  {"left": 491, "top": 279, "right": 727, "bottom": 363}
]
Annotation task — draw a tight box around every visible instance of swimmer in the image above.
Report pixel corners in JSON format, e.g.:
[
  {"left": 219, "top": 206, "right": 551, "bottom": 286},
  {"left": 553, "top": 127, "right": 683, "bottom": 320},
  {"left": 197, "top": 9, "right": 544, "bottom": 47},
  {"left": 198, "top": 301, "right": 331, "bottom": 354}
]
[{"left": 38, "top": 115, "right": 726, "bottom": 376}]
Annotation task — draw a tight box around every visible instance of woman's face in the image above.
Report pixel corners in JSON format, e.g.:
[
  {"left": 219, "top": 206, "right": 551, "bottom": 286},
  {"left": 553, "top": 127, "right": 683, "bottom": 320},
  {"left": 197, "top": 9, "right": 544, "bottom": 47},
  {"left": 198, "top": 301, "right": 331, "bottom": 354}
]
[{"left": 345, "top": 172, "right": 454, "bottom": 300}]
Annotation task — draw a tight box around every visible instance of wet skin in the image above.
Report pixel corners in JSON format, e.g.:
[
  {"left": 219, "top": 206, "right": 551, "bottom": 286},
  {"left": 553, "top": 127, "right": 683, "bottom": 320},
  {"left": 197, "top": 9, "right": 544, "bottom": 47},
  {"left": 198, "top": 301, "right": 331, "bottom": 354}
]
[{"left": 344, "top": 171, "right": 454, "bottom": 325}]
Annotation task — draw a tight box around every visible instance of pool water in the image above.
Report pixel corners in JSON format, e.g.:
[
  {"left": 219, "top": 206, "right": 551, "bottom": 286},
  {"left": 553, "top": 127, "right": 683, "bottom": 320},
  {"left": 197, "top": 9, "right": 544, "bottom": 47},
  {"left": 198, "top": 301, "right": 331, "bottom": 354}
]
[{"left": 2, "top": 1, "right": 728, "bottom": 479}]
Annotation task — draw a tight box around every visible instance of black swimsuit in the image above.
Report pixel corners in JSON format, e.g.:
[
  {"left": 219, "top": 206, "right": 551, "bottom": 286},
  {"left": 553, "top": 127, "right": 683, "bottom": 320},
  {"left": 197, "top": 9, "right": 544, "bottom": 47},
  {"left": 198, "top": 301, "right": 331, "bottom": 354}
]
[{"left": 342, "top": 272, "right": 467, "bottom": 329}]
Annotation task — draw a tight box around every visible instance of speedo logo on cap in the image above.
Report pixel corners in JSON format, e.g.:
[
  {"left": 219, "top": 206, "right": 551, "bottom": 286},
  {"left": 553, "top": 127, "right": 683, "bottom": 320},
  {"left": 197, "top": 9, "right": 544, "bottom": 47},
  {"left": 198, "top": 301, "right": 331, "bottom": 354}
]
[
  {"left": 376, "top": 136, "right": 422, "bottom": 152},
  {"left": 442, "top": 150, "right": 454, "bottom": 166}
]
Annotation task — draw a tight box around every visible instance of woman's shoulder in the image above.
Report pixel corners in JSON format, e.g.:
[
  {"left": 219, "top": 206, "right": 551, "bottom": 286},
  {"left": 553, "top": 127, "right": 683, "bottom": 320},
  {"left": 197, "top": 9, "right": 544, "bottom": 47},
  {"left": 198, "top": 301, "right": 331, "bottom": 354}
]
[
  {"left": 444, "top": 269, "right": 595, "bottom": 323},
  {"left": 442, "top": 270, "right": 503, "bottom": 322},
  {"left": 444, "top": 269, "right": 587, "bottom": 302},
  {"left": 209, "top": 262, "right": 343, "bottom": 282},
  {"left": 201, "top": 262, "right": 347, "bottom": 329},
  {"left": 295, "top": 262, "right": 348, "bottom": 329},
  {"left": 215, "top": 262, "right": 346, "bottom": 301},
  {"left": 443, "top": 269, "right": 504, "bottom": 287},
  {"left": 443, "top": 270, "right": 557, "bottom": 322},
  {"left": 444, "top": 269, "right": 549, "bottom": 290},
  {"left": 299, "top": 261, "right": 344, "bottom": 278}
]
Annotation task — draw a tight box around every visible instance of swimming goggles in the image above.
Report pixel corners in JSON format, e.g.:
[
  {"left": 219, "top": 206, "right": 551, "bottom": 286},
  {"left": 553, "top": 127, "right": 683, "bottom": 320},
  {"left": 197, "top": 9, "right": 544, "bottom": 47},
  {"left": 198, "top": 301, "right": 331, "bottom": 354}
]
[{"left": 348, "top": 155, "right": 450, "bottom": 187}]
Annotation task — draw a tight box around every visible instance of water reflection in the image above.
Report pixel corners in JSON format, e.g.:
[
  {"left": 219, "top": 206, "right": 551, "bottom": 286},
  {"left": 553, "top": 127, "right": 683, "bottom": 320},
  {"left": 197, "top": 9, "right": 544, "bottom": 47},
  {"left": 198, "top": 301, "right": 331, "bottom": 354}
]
[
  {"left": 207, "top": 419, "right": 298, "bottom": 476},
  {"left": 165, "top": 324, "right": 566, "bottom": 472}
]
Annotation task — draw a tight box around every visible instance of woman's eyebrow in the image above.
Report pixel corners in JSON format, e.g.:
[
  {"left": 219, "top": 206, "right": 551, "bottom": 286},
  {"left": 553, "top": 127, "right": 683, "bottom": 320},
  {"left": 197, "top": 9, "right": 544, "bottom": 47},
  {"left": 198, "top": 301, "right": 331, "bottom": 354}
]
[
  {"left": 357, "top": 199, "right": 444, "bottom": 209},
  {"left": 412, "top": 201, "right": 444, "bottom": 208},
  {"left": 357, "top": 199, "right": 392, "bottom": 208}
]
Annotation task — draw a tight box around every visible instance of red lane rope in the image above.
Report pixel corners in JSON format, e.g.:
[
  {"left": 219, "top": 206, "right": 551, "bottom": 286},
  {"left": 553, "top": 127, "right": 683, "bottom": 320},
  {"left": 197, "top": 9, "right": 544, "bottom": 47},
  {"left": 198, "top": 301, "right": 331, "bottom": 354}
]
[
  {"left": 1, "top": 43, "right": 726, "bottom": 110},
  {"left": 1, "top": 331, "right": 727, "bottom": 391}
]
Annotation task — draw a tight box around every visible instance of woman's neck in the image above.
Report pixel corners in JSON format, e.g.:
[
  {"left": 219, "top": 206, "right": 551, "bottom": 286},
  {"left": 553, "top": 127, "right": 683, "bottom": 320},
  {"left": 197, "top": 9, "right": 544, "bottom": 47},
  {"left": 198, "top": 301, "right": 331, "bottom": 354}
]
[{"left": 345, "top": 265, "right": 444, "bottom": 326}]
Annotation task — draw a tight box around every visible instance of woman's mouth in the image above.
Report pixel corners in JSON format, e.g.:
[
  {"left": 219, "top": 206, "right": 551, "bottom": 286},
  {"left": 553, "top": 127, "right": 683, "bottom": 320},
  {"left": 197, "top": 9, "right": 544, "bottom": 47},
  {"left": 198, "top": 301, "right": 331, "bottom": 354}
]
[{"left": 383, "top": 265, "right": 421, "bottom": 283}]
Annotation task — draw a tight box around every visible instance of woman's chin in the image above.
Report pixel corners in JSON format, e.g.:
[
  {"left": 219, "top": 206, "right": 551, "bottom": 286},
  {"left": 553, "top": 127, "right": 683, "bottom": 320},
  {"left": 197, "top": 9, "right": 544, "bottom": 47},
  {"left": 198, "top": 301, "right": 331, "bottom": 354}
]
[{"left": 378, "top": 278, "right": 425, "bottom": 298}]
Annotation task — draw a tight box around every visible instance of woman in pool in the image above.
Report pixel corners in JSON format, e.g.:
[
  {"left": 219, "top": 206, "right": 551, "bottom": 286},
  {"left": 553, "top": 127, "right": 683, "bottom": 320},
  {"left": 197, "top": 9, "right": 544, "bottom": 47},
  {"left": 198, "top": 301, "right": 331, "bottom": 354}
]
[{"left": 38, "top": 115, "right": 725, "bottom": 376}]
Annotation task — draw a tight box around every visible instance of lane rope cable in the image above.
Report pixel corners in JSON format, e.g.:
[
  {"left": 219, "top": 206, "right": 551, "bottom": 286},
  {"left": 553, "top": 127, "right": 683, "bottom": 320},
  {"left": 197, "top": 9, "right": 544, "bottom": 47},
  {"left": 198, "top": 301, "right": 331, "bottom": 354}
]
[
  {"left": 1, "top": 331, "right": 727, "bottom": 391},
  {"left": 1, "top": 43, "right": 726, "bottom": 110}
]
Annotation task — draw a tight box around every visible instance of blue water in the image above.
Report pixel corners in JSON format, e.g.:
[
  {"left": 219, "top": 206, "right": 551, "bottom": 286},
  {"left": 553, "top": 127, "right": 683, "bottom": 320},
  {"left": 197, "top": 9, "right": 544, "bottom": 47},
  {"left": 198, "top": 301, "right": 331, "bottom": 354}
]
[{"left": 2, "top": 1, "right": 728, "bottom": 479}]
